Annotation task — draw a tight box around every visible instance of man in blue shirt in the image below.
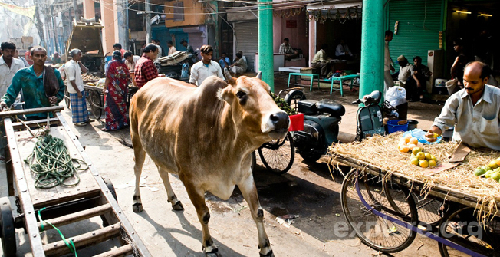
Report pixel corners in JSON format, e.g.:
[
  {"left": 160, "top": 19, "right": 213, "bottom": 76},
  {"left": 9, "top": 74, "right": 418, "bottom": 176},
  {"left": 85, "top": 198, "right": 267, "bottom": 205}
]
[{"left": 1, "top": 46, "right": 65, "bottom": 119}]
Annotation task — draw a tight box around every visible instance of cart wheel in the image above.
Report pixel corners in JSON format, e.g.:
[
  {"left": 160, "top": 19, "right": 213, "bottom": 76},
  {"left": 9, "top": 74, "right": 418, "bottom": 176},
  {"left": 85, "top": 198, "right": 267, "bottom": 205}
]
[
  {"left": 0, "top": 199, "right": 17, "bottom": 257},
  {"left": 340, "top": 170, "right": 417, "bottom": 253},
  {"left": 384, "top": 183, "right": 443, "bottom": 227},
  {"left": 258, "top": 132, "right": 294, "bottom": 174},
  {"left": 438, "top": 207, "right": 499, "bottom": 256},
  {"left": 88, "top": 90, "right": 102, "bottom": 121}
]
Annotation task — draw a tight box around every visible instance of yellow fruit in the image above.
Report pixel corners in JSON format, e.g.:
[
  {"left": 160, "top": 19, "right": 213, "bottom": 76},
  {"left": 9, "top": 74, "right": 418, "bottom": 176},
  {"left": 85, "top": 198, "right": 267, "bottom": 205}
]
[
  {"left": 495, "top": 159, "right": 500, "bottom": 167},
  {"left": 425, "top": 153, "right": 432, "bottom": 160},
  {"left": 408, "top": 144, "right": 417, "bottom": 150},
  {"left": 487, "top": 160, "right": 498, "bottom": 169},
  {"left": 400, "top": 138, "right": 408, "bottom": 145},
  {"left": 419, "top": 160, "right": 429, "bottom": 168},
  {"left": 430, "top": 155, "right": 437, "bottom": 161},
  {"left": 428, "top": 160, "right": 437, "bottom": 167},
  {"left": 410, "top": 137, "right": 419, "bottom": 145},
  {"left": 399, "top": 145, "right": 410, "bottom": 153},
  {"left": 410, "top": 158, "right": 419, "bottom": 166},
  {"left": 416, "top": 152, "right": 426, "bottom": 160},
  {"left": 412, "top": 147, "right": 422, "bottom": 155}
]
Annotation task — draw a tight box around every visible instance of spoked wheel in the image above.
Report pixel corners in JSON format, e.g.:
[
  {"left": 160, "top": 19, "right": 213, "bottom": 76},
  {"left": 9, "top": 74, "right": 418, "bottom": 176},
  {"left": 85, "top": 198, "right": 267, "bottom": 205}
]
[
  {"left": 438, "top": 207, "right": 500, "bottom": 256},
  {"left": 88, "top": 89, "right": 103, "bottom": 121},
  {"left": 0, "top": 199, "right": 16, "bottom": 257},
  {"left": 385, "top": 184, "right": 443, "bottom": 227},
  {"left": 258, "top": 132, "right": 294, "bottom": 174},
  {"left": 340, "top": 170, "right": 418, "bottom": 253},
  {"left": 414, "top": 196, "right": 443, "bottom": 227},
  {"left": 64, "top": 89, "right": 71, "bottom": 109}
]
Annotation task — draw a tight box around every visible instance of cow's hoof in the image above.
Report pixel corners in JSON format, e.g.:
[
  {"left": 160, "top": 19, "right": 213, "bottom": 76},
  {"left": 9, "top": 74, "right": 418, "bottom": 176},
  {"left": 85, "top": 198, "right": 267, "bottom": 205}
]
[
  {"left": 203, "top": 248, "right": 221, "bottom": 257},
  {"left": 260, "top": 250, "right": 274, "bottom": 257},
  {"left": 172, "top": 201, "right": 184, "bottom": 211},
  {"left": 133, "top": 202, "right": 144, "bottom": 212}
]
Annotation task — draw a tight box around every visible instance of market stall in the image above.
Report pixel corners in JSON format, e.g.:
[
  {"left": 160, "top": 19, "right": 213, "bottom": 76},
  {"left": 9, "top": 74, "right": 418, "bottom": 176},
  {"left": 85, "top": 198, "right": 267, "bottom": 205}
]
[{"left": 330, "top": 132, "right": 500, "bottom": 256}]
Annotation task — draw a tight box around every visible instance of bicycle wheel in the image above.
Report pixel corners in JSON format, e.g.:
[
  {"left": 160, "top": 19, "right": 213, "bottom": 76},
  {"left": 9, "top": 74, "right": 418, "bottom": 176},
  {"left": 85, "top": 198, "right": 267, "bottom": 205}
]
[
  {"left": 258, "top": 132, "right": 294, "bottom": 174},
  {"left": 385, "top": 184, "right": 443, "bottom": 227},
  {"left": 341, "top": 170, "right": 418, "bottom": 253},
  {"left": 64, "top": 88, "right": 71, "bottom": 109},
  {"left": 438, "top": 207, "right": 500, "bottom": 256},
  {"left": 88, "top": 89, "right": 102, "bottom": 121}
]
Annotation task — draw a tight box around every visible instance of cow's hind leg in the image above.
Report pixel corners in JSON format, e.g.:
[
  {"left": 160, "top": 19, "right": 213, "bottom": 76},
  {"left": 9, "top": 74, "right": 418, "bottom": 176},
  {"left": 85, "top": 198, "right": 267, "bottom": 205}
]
[
  {"left": 132, "top": 136, "right": 146, "bottom": 212},
  {"left": 182, "top": 179, "right": 219, "bottom": 256},
  {"left": 238, "top": 174, "right": 274, "bottom": 257},
  {"left": 157, "top": 166, "right": 183, "bottom": 210}
]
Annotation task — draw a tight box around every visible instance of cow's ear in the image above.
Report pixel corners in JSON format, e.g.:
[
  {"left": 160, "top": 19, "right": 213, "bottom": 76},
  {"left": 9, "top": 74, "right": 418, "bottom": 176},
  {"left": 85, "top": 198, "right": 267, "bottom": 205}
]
[
  {"left": 217, "top": 85, "right": 234, "bottom": 102},
  {"left": 224, "top": 68, "right": 236, "bottom": 85}
]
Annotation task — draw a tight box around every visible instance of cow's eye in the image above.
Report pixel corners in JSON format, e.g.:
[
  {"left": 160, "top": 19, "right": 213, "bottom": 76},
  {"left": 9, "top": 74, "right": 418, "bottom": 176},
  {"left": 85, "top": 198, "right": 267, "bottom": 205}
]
[
  {"left": 236, "top": 90, "right": 248, "bottom": 104},
  {"left": 236, "top": 90, "right": 246, "bottom": 99}
]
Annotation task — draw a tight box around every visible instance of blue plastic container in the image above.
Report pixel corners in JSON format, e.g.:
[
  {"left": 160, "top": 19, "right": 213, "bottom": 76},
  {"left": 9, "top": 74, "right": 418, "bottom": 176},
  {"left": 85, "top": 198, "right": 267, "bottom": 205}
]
[{"left": 387, "top": 120, "right": 408, "bottom": 133}]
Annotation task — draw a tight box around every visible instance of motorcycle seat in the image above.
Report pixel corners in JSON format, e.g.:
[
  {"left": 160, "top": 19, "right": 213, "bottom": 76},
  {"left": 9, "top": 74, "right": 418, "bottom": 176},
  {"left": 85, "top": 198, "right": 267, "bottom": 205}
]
[
  {"left": 316, "top": 100, "right": 346, "bottom": 117},
  {"left": 298, "top": 100, "right": 318, "bottom": 115}
]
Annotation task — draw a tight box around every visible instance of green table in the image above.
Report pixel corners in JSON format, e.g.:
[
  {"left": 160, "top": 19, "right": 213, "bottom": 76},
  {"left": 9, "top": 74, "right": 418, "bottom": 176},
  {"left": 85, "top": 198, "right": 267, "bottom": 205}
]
[
  {"left": 287, "top": 73, "right": 320, "bottom": 91},
  {"left": 323, "top": 74, "right": 360, "bottom": 96}
]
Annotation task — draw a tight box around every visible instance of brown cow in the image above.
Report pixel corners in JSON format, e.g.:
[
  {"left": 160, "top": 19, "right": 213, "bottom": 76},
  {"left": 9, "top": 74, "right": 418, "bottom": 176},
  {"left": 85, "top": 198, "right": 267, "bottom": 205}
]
[{"left": 129, "top": 73, "right": 288, "bottom": 256}]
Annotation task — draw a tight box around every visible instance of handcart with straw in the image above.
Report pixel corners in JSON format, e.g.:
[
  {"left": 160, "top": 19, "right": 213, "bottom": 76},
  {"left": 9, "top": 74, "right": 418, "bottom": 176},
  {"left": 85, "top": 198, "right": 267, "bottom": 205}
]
[
  {"left": 329, "top": 132, "right": 500, "bottom": 257},
  {"left": 0, "top": 106, "right": 151, "bottom": 257}
]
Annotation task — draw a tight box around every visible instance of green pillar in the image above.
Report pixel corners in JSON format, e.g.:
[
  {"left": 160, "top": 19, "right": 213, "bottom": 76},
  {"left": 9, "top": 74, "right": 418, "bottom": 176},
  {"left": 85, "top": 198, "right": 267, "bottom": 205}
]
[
  {"left": 258, "top": 0, "right": 275, "bottom": 92},
  {"left": 360, "top": 0, "right": 384, "bottom": 99}
]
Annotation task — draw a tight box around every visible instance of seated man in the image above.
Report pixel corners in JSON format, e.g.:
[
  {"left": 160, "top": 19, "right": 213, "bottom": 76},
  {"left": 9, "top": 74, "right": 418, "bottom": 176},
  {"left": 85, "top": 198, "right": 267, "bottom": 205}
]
[
  {"left": 218, "top": 52, "right": 231, "bottom": 69},
  {"left": 395, "top": 55, "right": 413, "bottom": 86},
  {"left": 279, "top": 38, "right": 299, "bottom": 61},
  {"left": 311, "top": 44, "right": 330, "bottom": 76},
  {"left": 229, "top": 52, "right": 247, "bottom": 76},
  {"left": 335, "top": 39, "right": 353, "bottom": 60},
  {"left": 426, "top": 61, "right": 500, "bottom": 150},
  {"left": 406, "top": 56, "right": 430, "bottom": 102}
]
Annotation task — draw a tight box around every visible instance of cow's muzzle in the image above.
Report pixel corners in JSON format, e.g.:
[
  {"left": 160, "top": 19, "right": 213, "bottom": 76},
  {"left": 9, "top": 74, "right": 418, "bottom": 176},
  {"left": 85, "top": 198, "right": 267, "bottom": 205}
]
[
  {"left": 263, "top": 111, "right": 289, "bottom": 139},
  {"left": 270, "top": 112, "right": 289, "bottom": 133}
]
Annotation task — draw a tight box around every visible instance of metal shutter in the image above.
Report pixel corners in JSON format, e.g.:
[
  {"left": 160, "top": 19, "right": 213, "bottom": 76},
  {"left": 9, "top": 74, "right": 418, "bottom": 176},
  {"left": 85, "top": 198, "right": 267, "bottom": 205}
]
[
  {"left": 388, "top": 0, "right": 443, "bottom": 68},
  {"left": 234, "top": 21, "right": 258, "bottom": 72}
]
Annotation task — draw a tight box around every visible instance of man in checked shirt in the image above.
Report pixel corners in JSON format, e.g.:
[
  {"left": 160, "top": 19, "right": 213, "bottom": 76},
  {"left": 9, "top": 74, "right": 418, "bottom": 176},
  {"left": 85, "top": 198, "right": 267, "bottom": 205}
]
[{"left": 134, "top": 44, "right": 160, "bottom": 88}]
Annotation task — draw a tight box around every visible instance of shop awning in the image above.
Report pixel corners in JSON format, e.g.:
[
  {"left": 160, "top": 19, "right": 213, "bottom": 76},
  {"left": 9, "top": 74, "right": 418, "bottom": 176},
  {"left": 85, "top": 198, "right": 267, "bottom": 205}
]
[{"left": 307, "top": 1, "right": 362, "bottom": 20}]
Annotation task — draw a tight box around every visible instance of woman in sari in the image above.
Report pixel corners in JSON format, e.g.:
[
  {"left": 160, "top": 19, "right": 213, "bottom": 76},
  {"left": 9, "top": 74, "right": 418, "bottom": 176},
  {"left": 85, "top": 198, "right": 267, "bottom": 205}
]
[{"left": 103, "top": 51, "right": 130, "bottom": 131}]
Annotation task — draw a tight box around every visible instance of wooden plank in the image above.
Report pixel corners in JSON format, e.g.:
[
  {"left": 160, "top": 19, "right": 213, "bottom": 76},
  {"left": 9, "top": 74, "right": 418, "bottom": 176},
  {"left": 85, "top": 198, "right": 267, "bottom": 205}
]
[
  {"left": 11, "top": 118, "right": 61, "bottom": 130},
  {"left": 0, "top": 106, "right": 64, "bottom": 118},
  {"left": 4, "top": 117, "right": 45, "bottom": 257},
  {"left": 38, "top": 203, "right": 112, "bottom": 231},
  {"left": 15, "top": 126, "right": 101, "bottom": 207},
  {"left": 56, "top": 112, "right": 152, "bottom": 257},
  {"left": 42, "top": 222, "right": 121, "bottom": 256},
  {"left": 93, "top": 245, "right": 133, "bottom": 257}
]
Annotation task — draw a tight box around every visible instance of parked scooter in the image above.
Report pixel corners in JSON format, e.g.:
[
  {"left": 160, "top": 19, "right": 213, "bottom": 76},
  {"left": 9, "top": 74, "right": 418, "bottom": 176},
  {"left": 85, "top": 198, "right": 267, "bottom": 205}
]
[
  {"left": 285, "top": 89, "right": 346, "bottom": 162},
  {"left": 353, "top": 90, "right": 399, "bottom": 141}
]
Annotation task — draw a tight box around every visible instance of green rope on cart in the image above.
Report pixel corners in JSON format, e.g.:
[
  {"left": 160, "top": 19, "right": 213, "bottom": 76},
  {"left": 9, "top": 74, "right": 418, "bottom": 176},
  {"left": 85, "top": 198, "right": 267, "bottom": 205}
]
[
  {"left": 24, "top": 134, "right": 87, "bottom": 189},
  {"left": 38, "top": 207, "right": 78, "bottom": 256}
]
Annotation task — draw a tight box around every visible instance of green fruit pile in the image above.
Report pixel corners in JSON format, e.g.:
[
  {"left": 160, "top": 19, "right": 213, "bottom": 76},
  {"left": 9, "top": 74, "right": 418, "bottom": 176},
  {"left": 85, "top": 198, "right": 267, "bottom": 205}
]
[
  {"left": 270, "top": 92, "right": 297, "bottom": 115},
  {"left": 474, "top": 158, "right": 500, "bottom": 183}
]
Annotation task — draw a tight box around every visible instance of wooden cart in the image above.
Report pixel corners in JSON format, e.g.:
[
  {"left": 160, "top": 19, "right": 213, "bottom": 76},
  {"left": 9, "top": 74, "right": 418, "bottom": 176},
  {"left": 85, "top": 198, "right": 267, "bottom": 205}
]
[
  {"left": 0, "top": 106, "right": 151, "bottom": 257},
  {"left": 332, "top": 152, "right": 500, "bottom": 257}
]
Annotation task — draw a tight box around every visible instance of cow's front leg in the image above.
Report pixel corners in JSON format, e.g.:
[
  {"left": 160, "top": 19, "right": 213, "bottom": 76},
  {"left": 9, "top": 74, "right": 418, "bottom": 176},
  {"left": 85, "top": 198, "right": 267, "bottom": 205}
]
[
  {"left": 157, "top": 166, "right": 183, "bottom": 210},
  {"left": 238, "top": 173, "right": 274, "bottom": 257},
  {"left": 183, "top": 180, "right": 219, "bottom": 256}
]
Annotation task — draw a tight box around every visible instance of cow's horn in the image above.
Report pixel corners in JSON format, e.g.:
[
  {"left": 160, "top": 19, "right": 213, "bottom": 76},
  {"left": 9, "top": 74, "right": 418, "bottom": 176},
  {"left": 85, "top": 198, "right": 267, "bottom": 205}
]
[{"left": 256, "top": 71, "right": 262, "bottom": 79}]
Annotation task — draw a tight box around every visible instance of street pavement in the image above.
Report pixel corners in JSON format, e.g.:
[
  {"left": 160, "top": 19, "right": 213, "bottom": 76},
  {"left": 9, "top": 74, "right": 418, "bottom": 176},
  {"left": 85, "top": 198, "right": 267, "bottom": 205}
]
[{"left": 0, "top": 73, "right": 451, "bottom": 257}]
